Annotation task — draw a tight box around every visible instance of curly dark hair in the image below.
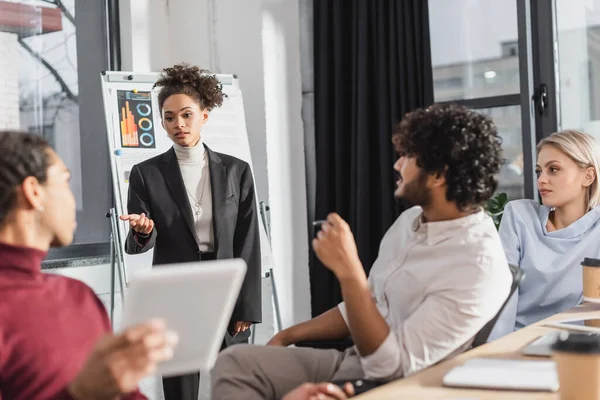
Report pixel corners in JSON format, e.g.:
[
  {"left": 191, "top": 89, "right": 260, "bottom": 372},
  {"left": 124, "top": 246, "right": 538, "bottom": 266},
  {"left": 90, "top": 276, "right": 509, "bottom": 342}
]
[
  {"left": 0, "top": 131, "right": 51, "bottom": 226},
  {"left": 154, "top": 63, "right": 226, "bottom": 112},
  {"left": 392, "top": 104, "right": 503, "bottom": 210}
]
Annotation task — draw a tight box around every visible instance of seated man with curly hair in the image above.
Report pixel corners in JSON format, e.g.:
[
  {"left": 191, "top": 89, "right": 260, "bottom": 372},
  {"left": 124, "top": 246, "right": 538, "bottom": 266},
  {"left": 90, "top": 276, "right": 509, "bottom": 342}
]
[{"left": 211, "top": 104, "right": 513, "bottom": 400}]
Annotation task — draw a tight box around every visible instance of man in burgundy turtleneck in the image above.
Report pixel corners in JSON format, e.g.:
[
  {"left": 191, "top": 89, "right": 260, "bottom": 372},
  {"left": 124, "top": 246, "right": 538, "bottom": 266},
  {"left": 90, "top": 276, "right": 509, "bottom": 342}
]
[
  {"left": 0, "top": 131, "right": 178, "bottom": 400},
  {"left": 0, "top": 243, "right": 115, "bottom": 399}
]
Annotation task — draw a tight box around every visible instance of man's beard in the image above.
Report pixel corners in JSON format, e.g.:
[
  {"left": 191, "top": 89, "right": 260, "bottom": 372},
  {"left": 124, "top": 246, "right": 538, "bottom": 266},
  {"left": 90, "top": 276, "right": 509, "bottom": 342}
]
[{"left": 396, "top": 170, "right": 432, "bottom": 207}]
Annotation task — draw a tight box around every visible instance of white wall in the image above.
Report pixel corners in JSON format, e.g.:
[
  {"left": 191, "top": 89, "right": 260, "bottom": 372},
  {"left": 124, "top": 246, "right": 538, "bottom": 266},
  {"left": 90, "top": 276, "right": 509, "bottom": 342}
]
[
  {"left": 261, "top": 0, "right": 310, "bottom": 327},
  {"left": 119, "top": 0, "right": 311, "bottom": 327},
  {"left": 212, "top": 0, "right": 268, "bottom": 204}
]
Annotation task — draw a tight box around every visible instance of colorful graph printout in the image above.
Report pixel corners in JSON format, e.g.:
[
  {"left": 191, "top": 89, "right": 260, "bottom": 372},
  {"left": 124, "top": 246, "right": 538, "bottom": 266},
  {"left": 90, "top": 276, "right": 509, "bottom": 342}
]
[{"left": 117, "top": 90, "right": 156, "bottom": 149}]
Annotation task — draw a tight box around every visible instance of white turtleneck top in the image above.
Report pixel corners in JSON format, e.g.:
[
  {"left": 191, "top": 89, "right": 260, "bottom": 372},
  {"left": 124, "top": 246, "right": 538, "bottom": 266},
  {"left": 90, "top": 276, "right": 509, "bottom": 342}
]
[{"left": 173, "top": 141, "right": 214, "bottom": 252}]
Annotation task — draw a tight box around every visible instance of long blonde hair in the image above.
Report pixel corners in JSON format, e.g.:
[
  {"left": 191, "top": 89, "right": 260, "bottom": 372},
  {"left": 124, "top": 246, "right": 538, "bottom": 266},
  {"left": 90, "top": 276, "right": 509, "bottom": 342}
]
[{"left": 537, "top": 130, "right": 600, "bottom": 210}]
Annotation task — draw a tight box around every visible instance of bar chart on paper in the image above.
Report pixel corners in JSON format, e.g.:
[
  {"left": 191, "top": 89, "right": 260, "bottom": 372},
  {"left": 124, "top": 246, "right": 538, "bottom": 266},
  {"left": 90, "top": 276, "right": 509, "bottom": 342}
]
[
  {"left": 117, "top": 90, "right": 156, "bottom": 149},
  {"left": 120, "top": 100, "right": 139, "bottom": 146}
]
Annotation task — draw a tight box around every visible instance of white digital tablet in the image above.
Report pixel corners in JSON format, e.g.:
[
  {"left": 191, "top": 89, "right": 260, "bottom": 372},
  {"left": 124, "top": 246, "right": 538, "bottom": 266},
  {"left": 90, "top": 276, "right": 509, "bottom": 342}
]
[
  {"left": 521, "top": 332, "right": 561, "bottom": 357},
  {"left": 544, "top": 317, "right": 600, "bottom": 334},
  {"left": 522, "top": 331, "right": 600, "bottom": 357},
  {"left": 122, "top": 259, "right": 247, "bottom": 377},
  {"left": 442, "top": 358, "right": 559, "bottom": 392}
]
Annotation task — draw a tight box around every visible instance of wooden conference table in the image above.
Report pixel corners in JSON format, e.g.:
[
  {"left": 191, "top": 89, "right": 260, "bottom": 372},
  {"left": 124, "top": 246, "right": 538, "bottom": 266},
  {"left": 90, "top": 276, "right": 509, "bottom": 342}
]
[{"left": 357, "top": 302, "right": 600, "bottom": 399}]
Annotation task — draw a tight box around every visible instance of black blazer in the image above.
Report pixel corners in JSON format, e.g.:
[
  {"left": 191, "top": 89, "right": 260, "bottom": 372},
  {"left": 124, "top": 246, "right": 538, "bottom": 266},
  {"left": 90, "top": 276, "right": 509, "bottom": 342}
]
[{"left": 124, "top": 145, "right": 262, "bottom": 325}]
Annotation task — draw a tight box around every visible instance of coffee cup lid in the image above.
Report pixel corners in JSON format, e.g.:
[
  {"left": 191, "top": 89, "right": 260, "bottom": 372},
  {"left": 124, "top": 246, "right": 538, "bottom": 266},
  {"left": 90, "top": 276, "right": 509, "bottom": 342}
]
[
  {"left": 581, "top": 257, "right": 600, "bottom": 267},
  {"left": 551, "top": 332, "right": 600, "bottom": 354}
]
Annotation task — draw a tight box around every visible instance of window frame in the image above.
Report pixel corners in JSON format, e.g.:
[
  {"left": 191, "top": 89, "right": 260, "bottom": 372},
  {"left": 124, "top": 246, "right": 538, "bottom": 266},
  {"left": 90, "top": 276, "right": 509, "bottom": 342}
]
[
  {"left": 41, "top": 0, "right": 120, "bottom": 261},
  {"left": 429, "top": 0, "right": 558, "bottom": 201}
]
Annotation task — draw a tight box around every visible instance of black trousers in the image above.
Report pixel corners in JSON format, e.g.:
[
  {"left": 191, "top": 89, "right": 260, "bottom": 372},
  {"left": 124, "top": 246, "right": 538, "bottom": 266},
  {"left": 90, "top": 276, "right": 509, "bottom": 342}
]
[
  {"left": 162, "top": 372, "right": 201, "bottom": 400},
  {"left": 162, "top": 251, "right": 250, "bottom": 400}
]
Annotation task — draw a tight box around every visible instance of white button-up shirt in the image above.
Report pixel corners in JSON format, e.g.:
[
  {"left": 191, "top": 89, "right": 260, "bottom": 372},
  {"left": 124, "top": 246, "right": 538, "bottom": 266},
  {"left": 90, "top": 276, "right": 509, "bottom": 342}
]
[{"left": 338, "top": 206, "right": 511, "bottom": 380}]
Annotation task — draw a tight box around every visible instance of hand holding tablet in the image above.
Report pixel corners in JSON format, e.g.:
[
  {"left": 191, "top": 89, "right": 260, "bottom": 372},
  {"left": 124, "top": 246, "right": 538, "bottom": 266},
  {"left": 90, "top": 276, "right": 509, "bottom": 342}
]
[{"left": 122, "top": 259, "right": 247, "bottom": 376}]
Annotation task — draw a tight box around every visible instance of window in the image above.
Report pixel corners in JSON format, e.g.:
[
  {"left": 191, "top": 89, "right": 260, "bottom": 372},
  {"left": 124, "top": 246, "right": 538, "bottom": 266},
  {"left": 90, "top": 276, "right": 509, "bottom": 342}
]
[
  {"left": 29, "top": 125, "right": 56, "bottom": 149},
  {"left": 502, "top": 41, "right": 519, "bottom": 57},
  {"left": 429, "top": 0, "right": 520, "bottom": 102},
  {"left": 1, "top": 0, "right": 118, "bottom": 257},
  {"left": 477, "top": 106, "right": 525, "bottom": 200},
  {"left": 433, "top": 77, "right": 463, "bottom": 90},
  {"left": 429, "top": 0, "right": 526, "bottom": 200},
  {"left": 554, "top": 0, "right": 600, "bottom": 139}
]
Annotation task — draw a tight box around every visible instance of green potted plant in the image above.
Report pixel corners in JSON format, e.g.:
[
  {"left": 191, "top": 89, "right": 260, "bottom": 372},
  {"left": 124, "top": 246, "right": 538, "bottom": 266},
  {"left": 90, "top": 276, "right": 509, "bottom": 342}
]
[{"left": 485, "top": 192, "right": 509, "bottom": 230}]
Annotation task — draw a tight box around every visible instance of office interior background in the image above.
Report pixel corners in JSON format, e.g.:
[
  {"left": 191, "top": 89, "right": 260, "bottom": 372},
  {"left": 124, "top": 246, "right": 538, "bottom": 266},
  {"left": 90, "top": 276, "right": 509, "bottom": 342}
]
[{"left": 1, "top": 0, "right": 599, "bottom": 397}]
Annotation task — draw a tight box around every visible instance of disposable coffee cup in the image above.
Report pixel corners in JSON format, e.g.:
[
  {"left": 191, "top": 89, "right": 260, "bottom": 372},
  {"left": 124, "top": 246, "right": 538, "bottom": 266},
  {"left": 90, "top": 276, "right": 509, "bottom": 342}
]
[
  {"left": 585, "top": 319, "right": 600, "bottom": 328},
  {"left": 552, "top": 332, "right": 600, "bottom": 400},
  {"left": 582, "top": 258, "right": 600, "bottom": 303}
]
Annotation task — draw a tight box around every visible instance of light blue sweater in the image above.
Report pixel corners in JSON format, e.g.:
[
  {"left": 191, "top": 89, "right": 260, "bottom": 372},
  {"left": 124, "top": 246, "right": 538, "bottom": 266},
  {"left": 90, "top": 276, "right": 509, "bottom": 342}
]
[{"left": 488, "top": 199, "right": 600, "bottom": 340}]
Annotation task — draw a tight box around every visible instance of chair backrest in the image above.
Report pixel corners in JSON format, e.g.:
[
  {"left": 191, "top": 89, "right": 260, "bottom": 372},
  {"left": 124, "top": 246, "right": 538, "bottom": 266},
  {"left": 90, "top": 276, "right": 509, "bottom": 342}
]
[{"left": 471, "top": 264, "right": 525, "bottom": 348}]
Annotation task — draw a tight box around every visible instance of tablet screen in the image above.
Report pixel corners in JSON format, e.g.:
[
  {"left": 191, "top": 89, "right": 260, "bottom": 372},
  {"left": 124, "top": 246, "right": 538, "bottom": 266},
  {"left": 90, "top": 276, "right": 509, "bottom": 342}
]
[{"left": 122, "top": 260, "right": 247, "bottom": 376}]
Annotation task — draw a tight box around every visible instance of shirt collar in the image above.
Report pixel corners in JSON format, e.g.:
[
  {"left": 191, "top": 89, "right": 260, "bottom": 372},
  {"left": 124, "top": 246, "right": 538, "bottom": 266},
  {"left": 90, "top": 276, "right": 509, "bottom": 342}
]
[{"left": 412, "top": 207, "right": 488, "bottom": 246}]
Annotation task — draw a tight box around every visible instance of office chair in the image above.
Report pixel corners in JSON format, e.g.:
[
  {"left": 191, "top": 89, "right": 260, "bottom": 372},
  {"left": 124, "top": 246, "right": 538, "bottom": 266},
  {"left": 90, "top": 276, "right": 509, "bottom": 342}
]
[{"left": 471, "top": 263, "right": 525, "bottom": 347}]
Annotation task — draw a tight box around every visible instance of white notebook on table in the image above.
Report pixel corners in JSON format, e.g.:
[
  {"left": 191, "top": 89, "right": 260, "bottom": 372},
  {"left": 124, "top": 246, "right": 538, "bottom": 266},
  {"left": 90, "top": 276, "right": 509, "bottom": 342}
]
[{"left": 442, "top": 358, "right": 559, "bottom": 392}]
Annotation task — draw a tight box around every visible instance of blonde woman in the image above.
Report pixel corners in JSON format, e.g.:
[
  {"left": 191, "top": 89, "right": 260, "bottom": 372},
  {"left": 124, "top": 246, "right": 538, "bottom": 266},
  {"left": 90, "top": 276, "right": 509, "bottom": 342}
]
[{"left": 489, "top": 130, "right": 600, "bottom": 340}]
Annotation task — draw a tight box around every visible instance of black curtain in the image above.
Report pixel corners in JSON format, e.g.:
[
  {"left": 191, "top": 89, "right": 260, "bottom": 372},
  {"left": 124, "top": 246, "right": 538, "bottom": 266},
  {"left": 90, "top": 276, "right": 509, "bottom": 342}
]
[{"left": 311, "top": 0, "right": 434, "bottom": 317}]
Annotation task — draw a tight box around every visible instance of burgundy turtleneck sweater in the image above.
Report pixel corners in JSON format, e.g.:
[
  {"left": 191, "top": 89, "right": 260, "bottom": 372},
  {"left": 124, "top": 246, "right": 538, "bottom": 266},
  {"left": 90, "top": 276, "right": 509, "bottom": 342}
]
[{"left": 0, "top": 242, "right": 146, "bottom": 400}]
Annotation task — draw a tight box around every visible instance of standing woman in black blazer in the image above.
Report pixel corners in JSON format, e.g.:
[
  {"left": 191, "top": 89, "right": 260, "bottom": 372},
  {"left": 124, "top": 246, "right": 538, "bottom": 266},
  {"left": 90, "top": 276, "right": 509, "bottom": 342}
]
[{"left": 120, "top": 63, "right": 261, "bottom": 400}]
